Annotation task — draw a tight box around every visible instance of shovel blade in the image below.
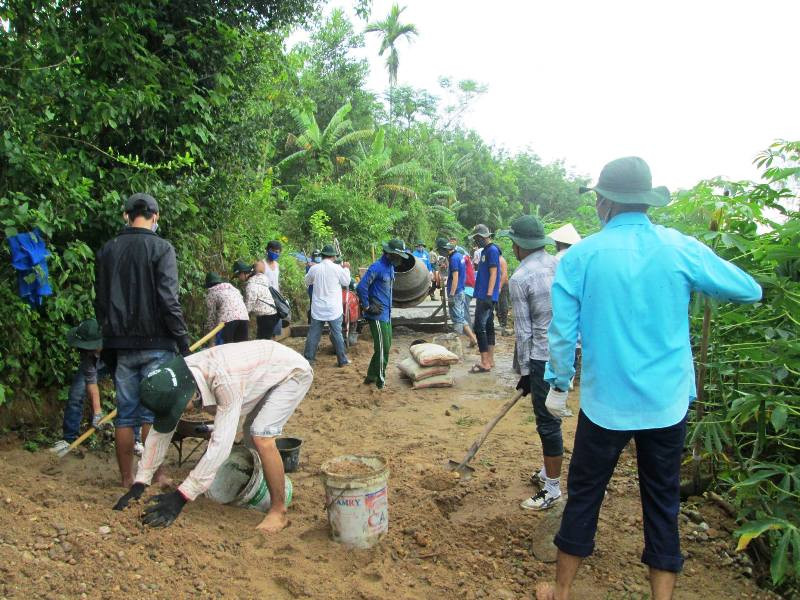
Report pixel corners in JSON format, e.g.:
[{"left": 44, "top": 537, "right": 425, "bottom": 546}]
[{"left": 447, "top": 459, "right": 475, "bottom": 480}]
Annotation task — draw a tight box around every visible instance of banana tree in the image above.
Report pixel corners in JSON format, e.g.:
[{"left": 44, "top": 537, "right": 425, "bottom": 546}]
[{"left": 349, "top": 129, "right": 424, "bottom": 204}]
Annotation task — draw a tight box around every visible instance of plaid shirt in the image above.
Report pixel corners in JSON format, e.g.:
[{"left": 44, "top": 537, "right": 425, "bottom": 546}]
[
  {"left": 509, "top": 250, "right": 558, "bottom": 374},
  {"left": 135, "top": 340, "right": 312, "bottom": 500}
]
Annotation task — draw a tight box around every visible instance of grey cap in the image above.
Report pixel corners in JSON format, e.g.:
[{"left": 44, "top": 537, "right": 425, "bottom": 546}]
[{"left": 124, "top": 193, "right": 159, "bottom": 214}]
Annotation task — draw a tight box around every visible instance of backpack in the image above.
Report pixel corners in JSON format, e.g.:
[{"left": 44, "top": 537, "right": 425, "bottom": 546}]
[{"left": 268, "top": 286, "right": 291, "bottom": 320}]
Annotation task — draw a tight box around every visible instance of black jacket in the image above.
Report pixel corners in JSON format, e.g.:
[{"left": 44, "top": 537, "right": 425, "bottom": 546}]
[{"left": 94, "top": 227, "right": 190, "bottom": 353}]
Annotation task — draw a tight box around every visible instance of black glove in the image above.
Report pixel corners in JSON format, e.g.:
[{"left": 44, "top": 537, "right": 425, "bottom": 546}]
[
  {"left": 516, "top": 375, "right": 531, "bottom": 397},
  {"left": 177, "top": 335, "right": 191, "bottom": 357},
  {"left": 113, "top": 482, "right": 147, "bottom": 511},
  {"left": 365, "top": 301, "right": 383, "bottom": 316},
  {"left": 141, "top": 490, "right": 187, "bottom": 528}
]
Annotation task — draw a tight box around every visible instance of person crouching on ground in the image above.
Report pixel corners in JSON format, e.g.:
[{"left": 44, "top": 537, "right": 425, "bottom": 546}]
[
  {"left": 113, "top": 340, "right": 313, "bottom": 534},
  {"left": 499, "top": 216, "right": 564, "bottom": 510},
  {"left": 357, "top": 239, "right": 409, "bottom": 389},
  {"left": 535, "top": 157, "right": 762, "bottom": 600}
]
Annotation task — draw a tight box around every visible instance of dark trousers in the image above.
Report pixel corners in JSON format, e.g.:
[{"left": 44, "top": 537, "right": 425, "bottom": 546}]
[
  {"left": 555, "top": 410, "right": 687, "bottom": 573},
  {"left": 221, "top": 319, "right": 249, "bottom": 343},
  {"left": 256, "top": 314, "right": 280, "bottom": 340},
  {"left": 497, "top": 283, "right": 510, "bottom": 328},
  {"left": 530, "top": 359, "right": 563, "bottom": 457},
  {"left": 473, "top": 298, "right": 496, "bottom": 352}
]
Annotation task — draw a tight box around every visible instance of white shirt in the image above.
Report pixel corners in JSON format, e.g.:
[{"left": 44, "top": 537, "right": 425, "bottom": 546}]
[
  {"left": 264, "top": 261, "right": 280, "bottom": 291},
  {"left": 304, "top": 259, "right": 351, "bottom": 321},
  {"left": 135, "top": 341, "right": 312, "bottom": 500}
]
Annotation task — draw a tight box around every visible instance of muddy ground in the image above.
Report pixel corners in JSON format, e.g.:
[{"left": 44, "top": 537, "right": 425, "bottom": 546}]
[{"left": 0, "top": 332, "right": 783, "bottom": 599}]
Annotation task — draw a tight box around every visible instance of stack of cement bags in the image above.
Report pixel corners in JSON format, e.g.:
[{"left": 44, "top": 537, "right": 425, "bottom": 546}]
[{"left": 398, "top": 343, "right": 459, "bottom": 389}]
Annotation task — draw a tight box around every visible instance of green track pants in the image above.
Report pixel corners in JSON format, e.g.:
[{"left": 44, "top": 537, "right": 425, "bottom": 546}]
[{"left": 365, "top": 320, "right": 392, "bottom": 389}]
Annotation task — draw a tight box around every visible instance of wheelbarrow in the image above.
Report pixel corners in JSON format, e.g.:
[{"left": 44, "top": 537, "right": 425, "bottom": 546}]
[{"left": 171, "top": 416, "right": 214, "bottom": 466}]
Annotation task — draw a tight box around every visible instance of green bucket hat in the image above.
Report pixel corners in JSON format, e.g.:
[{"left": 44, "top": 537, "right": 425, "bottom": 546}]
[
  {"left": 382, "top": 239, "right": 409, "bottom": 258},
  {"left": 140, "top": 356, "right": 197, "bottom": 434},
  {"left": 470, "top": 224, "right": 493, "bottom": 239},
  {"left": 435, "top": 236, "right": 453, "bottom": 252},
  {"left": 320, "top": 244, "right": 338, "bottom": 257},
  {"left": 232, "top": 259, "right": 253, "bottom": 275},
  {"left": 579, "top": 156, "right": 670, "bottom": 207},
  {"left": 66, "top": 319, "right": 103, "bottom": 351},
  {"left": 499, "top": 215, "right": 553, "bottom": 250},
  {"left": 205, "top": 272, "right": 225, "bottom": 288},
  {"left": 415, "top": 240, "right": 426, "bottom": 247}
]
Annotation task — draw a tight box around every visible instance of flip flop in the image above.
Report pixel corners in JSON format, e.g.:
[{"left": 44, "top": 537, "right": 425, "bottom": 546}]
[{"left": 469, "top": 364, "right": 491, "bottom": 374}]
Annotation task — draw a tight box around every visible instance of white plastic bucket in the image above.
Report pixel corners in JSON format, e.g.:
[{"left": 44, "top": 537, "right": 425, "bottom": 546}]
[
  {"left": 206, "top": 446, "right": 293, "bottom": 512},
  {"left": 321, "top": 455, "right": 389, "bottom": 549}
]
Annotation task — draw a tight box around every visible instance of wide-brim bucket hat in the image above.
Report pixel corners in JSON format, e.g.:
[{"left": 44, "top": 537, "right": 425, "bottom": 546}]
[
  {"left": 140, "top": 355, "right": 197, "bottom": 434},
  {"left": 470, "top": 224, "right": 493, "bottom": 239},
  {"left": 205, "top": 272, "right": 225, "bottom": 288},
  {"left": 579, "top": 156, "right": 670, "bottom": 207},
  {"left": 499, "top": 215, "right": 553, "bottom": 250},
  {"left": 320, "top": 244, "right": 339, "bottom": 257},
  {"left": 435, "top": 236, "right": 453, "bottom": 252},
  {"left": 382, "top": 239, "right": 410, "bottom": 258},
  {"left": 232, "top": 259, "right": 253, "bottom": 275},
  {"left": 66, "top": 319, "right": 103, "bottom": 350}
]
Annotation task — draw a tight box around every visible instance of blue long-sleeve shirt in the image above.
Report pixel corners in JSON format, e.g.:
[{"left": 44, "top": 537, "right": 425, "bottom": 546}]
[
  {"left": 356, "top": 255, "right": 395, "bottom": 322},
  {"left": 412, "top": 249, "right": 432, "bottom": 272},
  {"left": 544, "top": 212, "right": 762, "bottom": 431}
]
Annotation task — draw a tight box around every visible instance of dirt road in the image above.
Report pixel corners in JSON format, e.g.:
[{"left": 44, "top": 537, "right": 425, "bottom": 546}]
[{"left": 0, "top": 333, "right": 779, "bottom": 599}]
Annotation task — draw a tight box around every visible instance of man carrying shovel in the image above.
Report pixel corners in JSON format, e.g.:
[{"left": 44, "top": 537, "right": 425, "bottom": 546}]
[
  {"left": 113, "top": 340, "right": 313, "bottom": 534},
  {"left": 499, "top": 215, "right": 564, "bottom": 511},
  {"left": 535, "top": 157, "right": 762, "bottom": 600}
]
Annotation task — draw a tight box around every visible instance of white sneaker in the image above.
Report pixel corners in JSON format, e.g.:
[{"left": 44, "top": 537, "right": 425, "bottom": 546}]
[
  {"left": 50, "top": 440, "right": 70, "bottom": 457},
  {"left": 530, "top": 468, "right": 547, "bottom": 486},
  {"left": 521, "top": 488, "right": 562, "bottom": 511},
  {"left": 133, "top": 442, "right": 144, "bottom": 456}
]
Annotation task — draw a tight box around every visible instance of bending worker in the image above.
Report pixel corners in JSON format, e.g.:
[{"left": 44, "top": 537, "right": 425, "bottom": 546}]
[{"left": 113, "top": 340, "right": 313, "bottom": 535}]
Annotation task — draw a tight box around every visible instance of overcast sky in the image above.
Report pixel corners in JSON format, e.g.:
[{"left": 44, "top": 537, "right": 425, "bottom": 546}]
[{"left": 295, "top": 0, "right": 800, "bottom": 190}]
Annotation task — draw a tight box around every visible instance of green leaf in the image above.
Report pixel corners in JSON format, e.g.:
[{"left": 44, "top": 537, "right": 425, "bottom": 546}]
[
  {"left": 771, "top": 405, "right": 788, "bottom": 431},
  {"left": 4, "top": 226, "right": 18, "bottom": 238},
  {"left": 735, "top": 518, "right": 786, "bottom": 552},
  {"left": 771, "top": 529, "right": 791, "bottom": 585}
]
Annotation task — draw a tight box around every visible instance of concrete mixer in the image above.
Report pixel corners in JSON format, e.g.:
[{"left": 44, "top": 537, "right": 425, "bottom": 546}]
[{"left": 392, "top": 254, "right": 432, "bottom": 308}]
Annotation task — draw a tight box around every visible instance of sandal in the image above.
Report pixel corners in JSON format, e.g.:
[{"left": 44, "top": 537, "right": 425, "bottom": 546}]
[{"left": 469, "top": 364, "right": 491, "bottom": 374}]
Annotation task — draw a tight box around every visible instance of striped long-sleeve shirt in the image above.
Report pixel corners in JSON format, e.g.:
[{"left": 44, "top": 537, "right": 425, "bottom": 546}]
[
  {"left": 134, "top": 340, "right": 312, "bottom": 500},
  {"left": 509, "top": 250, "right": 558, "bottom": 375}
]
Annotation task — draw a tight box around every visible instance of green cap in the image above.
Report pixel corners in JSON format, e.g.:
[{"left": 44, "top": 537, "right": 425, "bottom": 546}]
[
  {"left": 579, "top": 156, "right": 670, "bottom": 207},
  {"left": 140, "top": 356, "right": 197, "bottom": 433},
  {"left": 382, "top": 239, "right": 409, "bottom": 258},
  {"left": 499, "top": 215, "right": 553, "bottom": 250},
  {"left": 435, "top": 237, "right": 453, "bottom": 252},
  {"left": 232, "top": 259, "right": 253, "bottom": 275},
  {"left": 66, "top": 319, "right": 103, "bottom": 351},
  {"left": 470, "top": 224, "right": 493, "bottom": 239},
  {"left": 320, "top": 244, "right": 338, "bottom": 257},
  {"left": 415, "top": 240, "right": 426, "bottom": 247},
  {"left": 205, "top": 272, "right": 225, "bottom": 288}
]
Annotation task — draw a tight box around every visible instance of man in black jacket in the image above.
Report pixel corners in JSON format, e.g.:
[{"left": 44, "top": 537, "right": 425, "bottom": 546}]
[{"left": 95, "top": 193, "right": 190, "bottom": 487}]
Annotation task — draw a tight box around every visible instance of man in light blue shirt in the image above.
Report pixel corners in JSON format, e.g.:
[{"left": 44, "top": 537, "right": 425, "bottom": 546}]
[{"left": 536, "top": 157, "right": 761, "bottom": 600}]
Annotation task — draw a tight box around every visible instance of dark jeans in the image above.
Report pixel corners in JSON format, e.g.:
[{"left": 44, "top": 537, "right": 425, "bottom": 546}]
[
  {"left": 221, "top": 319, "right": 249, "bottom": 343},
  {"left": 304, "top": 316, "right": 348, "bottom": 365},
  {"left": 530, "top": 359, "right": 563, "bottom": 457},
  {"left": 555, "top": 410, "right": 687, "bottom": 573},
  {"left": 256, "top": 314, "right": 280, "bottom": 340},
  {"left": 62, "top": 362, "right": 109, "bottom": 442},
  {"left": 497, "top": 283, "right": 510, "bottom": 328},
  {"left": 473, "top": 298, "right": 496, "bottom": 352}
]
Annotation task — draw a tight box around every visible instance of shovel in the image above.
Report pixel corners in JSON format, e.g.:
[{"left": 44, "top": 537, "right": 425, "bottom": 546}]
[
  {"left": 58, "top": 322, "right": 225, "bottom": 459},
  {"left": 447, "top": 389, "right": 525, "bottom": 479}
]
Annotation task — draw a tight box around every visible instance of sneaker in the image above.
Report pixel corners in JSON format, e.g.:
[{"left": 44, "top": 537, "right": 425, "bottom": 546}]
[
  {"left": 530, "top": 468, "right": 547, "bottom": 487},
  {"left": 134, "top": 441, "right": 144, "bottom": 456},
  {"left": 50, "top": 440, "right": 70, "bottom": 457},
  {"left": 521, "top": 488, "right": 562, "bottom": 511}
]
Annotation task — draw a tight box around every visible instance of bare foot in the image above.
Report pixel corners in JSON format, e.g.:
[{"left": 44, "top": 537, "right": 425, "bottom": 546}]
[
  {"left": 255, "top": 510, "right": 289, "bottom": 534},
  {"left": 535, "top": 582, "right": 556, "bottom": 600}
]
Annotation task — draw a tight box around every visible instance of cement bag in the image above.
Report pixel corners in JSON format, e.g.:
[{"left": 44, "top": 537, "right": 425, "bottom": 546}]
[
  {"left": 432, "top": 333, "right": 464, "bottom": 360},
  {"left": 412, "top": 374, "right": 455, "bottom": 389},
  {"left": 397, "top": 357, "right": 450, "bottom": 381},
  {"left": 409, "top": 343, "right": 460, "bottom": 367}
]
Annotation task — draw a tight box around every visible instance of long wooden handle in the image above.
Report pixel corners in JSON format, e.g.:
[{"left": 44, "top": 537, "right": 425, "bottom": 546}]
[
  {"left": 455, "top": 389, "right": 525, "bottom": 469},
  {"left": 60, "top": 323, "right": 225, "bottom": 457}
]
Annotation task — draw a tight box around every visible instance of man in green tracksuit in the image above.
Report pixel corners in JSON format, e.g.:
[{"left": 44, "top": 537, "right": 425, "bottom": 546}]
[{"left": 356, "top": 239, "right": 409, "bottom": 389}]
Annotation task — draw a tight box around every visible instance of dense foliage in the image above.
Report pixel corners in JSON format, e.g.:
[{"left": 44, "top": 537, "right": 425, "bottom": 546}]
[{"left": 1, "top": 2, "right": 797, "bottom": 591}]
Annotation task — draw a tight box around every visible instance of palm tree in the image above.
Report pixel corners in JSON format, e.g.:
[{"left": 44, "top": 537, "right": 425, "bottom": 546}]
[
  {"left": 278, "top": 102, "right": 373, "bottom": 175},
  {"left": 350, "top": 129, "right": 424, "bottom": 204},
  {"left": 365, "top": 4, "right": 418, "bottom": 120}
]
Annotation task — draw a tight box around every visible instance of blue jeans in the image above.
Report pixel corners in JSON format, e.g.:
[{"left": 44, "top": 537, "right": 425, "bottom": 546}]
[
  {"left": 113, "top": 349, "right": 175, "bottom": 428},
  {"left": 555, "top": 410, "right": 687, "bottom": 572},
  {"left": 62, "top": 362, "right": 109, "bottom": 442},
  {"left": 303, "top": 316, "right": 348, "bottom": 366},
  {"left": 473, "top": 298, "right": 496, "bottom": 352},
  {"left": 448, "top": 292, "right": 466, "bottom": 334}
]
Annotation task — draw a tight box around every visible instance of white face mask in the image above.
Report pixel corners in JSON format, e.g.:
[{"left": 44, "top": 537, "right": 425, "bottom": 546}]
[
  {"left": 596, "top": 199, "right": 613, "bottom": 226},
  {"left": 151, "top": 222, "right": 159, "bottom": 233}
]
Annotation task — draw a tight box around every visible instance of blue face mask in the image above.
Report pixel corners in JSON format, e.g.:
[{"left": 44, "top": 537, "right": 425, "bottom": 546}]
[
  {"left": 313, "top": 256, "right": 322, "bottom": 263},
  {"left": 267, "top": 251, "right": 280, "bottom": 261}
]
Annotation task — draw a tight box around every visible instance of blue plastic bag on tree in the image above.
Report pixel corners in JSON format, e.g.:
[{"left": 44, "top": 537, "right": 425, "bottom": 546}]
[{"left": 7, "top": 229, "right": 53, "bottom": 307}]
